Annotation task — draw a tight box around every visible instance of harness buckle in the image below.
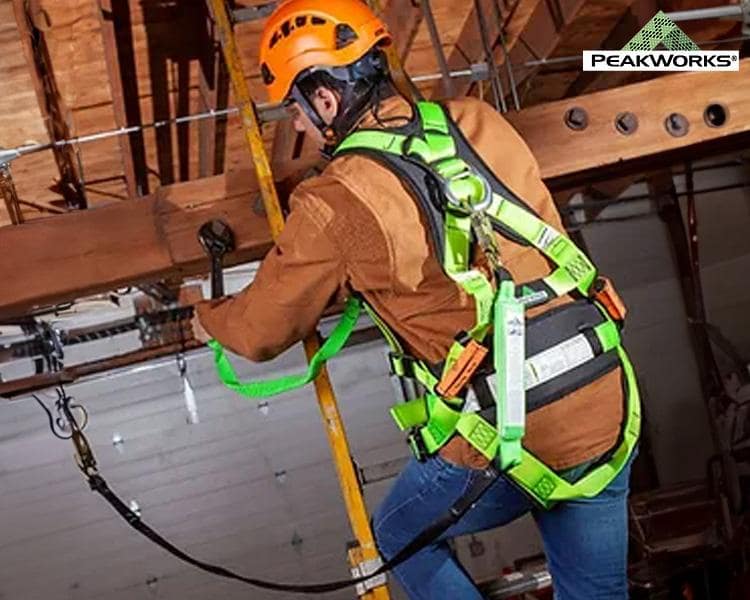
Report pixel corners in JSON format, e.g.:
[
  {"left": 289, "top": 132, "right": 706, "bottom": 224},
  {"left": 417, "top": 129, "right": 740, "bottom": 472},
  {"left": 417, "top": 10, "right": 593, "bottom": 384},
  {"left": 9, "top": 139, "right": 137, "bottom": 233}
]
[
  {"left": 436, "top": 339, "right": 489, "bottom": 398},
  {"left": 592, "top": 276, "right": 627, "bottom": 322},
  {"left": 407, "top": 430, "right": 429, "bottom": 462},
  {"left": 388, "top": 352, "right": 414, "bottom": 378}
]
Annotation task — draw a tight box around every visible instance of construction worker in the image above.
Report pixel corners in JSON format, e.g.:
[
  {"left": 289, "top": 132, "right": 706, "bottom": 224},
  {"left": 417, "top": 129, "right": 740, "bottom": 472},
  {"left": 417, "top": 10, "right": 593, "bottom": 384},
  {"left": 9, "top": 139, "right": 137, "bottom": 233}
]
[{"left": 193, "top": 1, "right": 639, "bottom": 598}]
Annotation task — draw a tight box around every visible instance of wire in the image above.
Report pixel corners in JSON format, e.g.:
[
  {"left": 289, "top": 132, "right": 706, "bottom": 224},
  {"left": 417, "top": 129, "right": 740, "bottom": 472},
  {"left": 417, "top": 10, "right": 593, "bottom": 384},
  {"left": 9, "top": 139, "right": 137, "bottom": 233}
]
[{"left": 33, "top": 387, "right": 89, "bottom": 440}]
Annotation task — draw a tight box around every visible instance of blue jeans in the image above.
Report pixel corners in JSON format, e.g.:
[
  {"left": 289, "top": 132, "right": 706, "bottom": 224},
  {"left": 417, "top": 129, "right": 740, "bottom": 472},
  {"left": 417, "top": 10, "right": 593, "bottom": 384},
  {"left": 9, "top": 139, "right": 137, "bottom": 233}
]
[{"left": 373, "top": 452, "right": 633, "bottom": 600}]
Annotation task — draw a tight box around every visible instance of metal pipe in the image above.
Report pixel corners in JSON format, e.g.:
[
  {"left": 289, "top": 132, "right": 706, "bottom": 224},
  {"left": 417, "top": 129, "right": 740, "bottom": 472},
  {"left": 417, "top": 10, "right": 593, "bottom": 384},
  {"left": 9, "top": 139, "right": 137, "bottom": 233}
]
[
  {"left": 493, "top": 0, "right": 520, "bottom": 111},
  {"left": 484, "top": 569, "right": 552, "bottom": 599},
  {"left": 411, "top": 67, "right": 475, "bottom": 82},
  {"left": 474, "top": 0, "right": 507, "bottom": 112},
  {"left": 420, "top": 0, "right": 454, "bottom": 97},
  {"left": 666, "top": 5, "right": 743, "bottom": 22},
  {"left": 0, "top": 62, "right": 487, "bottom": 165}
]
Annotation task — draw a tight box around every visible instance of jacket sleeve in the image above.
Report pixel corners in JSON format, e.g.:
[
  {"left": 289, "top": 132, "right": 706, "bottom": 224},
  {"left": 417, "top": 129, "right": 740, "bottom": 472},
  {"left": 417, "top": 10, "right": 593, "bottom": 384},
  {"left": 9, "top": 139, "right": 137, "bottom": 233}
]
[{"left": 195, "top": 190, "right": 347, "bottom": 362}]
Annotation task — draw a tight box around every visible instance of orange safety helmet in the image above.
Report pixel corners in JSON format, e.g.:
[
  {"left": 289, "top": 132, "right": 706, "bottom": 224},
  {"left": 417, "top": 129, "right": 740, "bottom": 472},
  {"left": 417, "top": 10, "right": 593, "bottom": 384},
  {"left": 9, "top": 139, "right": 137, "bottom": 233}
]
[{"left": 259, "top": 0, "right": 392, "bottom": 104}]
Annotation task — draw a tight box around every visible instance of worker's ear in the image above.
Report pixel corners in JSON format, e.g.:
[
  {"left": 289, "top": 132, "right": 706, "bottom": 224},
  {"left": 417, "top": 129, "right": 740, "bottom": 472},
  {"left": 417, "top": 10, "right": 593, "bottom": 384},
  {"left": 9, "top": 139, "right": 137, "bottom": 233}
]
[{"left": 312, "top": 86, "right": 340, "bottom": 126}]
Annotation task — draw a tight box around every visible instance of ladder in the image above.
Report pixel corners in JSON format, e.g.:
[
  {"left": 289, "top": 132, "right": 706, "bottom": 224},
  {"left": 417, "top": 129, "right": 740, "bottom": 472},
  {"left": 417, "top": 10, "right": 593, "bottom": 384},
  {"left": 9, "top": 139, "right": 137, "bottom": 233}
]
[{"left": 204, "top": 1, "right": 412, "bottom": 597}]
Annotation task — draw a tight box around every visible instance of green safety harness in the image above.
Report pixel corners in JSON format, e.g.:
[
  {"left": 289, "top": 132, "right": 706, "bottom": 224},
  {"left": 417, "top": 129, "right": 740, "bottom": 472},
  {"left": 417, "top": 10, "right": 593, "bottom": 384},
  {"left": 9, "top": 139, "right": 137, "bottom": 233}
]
[{"left": 208, "top": 101, "right": 640, "bottom": 509}]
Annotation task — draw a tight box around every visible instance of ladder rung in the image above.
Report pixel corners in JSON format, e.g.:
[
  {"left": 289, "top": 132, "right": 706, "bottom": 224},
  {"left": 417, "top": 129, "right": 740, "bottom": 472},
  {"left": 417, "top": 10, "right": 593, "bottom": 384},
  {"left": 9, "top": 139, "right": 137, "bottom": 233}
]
[{"left": 232, "top": 2, "right": 277, "bottom": 23}]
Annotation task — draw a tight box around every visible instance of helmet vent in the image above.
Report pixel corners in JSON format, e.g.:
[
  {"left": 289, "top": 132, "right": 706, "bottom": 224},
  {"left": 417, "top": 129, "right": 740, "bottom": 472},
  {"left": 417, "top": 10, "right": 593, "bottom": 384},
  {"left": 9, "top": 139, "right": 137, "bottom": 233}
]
[
  {"left": 261, "top": 63, "right": 275, "bottom": 85},
  {"left": 335, "top": 23, "right": 358, "bottom": 49},
  {"left": 269, "top": 31, "right": 282, "bottom": 49},
  {"left": 311, "top": 16, "right": 326, "bottom": 25},
  {"left": 295, "top": 16, "right": 307, "bottom": 27}
]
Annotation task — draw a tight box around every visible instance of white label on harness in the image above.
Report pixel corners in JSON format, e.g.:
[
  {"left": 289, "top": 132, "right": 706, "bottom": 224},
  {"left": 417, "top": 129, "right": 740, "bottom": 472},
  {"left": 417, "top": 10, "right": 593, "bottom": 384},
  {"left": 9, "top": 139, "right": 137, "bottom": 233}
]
[
  {"left": 501, "top": 309, "right": 526, "bottom": 429},
  {"left": 462, "top": 390, "right": 482, "bottom": 413},
  {"left": 537, "top": 226, "right": 559, "bottom": 251},
  {"left": 524, "top": 334, "right": 595, "bottom": 390}
]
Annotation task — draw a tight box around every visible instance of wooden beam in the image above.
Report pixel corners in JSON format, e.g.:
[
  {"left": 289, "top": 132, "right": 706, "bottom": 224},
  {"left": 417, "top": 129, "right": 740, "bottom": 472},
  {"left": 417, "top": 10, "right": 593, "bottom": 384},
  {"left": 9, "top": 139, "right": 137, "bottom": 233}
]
[
  {"left": 12, "top": 0, "right": 86, "bottom": 210},
  {"left": 0, "top": 338, "right": 203, "bottom": 398},
  {"left": 505, "top": 58, "right": 750, "bottom": 188},
  {"left": 441, "top": 0, "right": 552, "bottom": 100},
  {"left": 0, "top": 170, "right": 272, "bottom": 320},
  {"left": 1, "top": 64, "right": 747, "bottom": 319},
  {"left": 97, "top": 0, "right": 150, "bottom": 197},
  {"left": 520, "top": 0, "right": 640, "bottom": 106},
  {"left": 382, "top": 0, "right": 423, "bottom": 63},
  {"left": 198, "top": 6, "right": 229, "bottom": 178}
]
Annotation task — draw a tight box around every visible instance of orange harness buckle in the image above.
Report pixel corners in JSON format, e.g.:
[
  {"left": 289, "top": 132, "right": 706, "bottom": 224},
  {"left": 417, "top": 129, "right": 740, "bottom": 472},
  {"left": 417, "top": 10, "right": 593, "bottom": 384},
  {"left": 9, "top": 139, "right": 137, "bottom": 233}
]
[
  {"left": 435, "top": 340, "right": 489, "bottom": 398},
  {"left": 592, "top": 276, "right": 627, "bottom": 322}
]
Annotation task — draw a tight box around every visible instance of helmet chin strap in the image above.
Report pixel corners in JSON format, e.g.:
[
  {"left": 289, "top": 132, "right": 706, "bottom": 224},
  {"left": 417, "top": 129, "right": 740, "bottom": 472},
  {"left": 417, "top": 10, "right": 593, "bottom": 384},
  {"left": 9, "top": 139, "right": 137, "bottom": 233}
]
[
  {"left": 289, "top": 85, "right": 337, "bottom": 147},
  {"left": 289, "top": 51, "right": 390, "bottom": 153}
]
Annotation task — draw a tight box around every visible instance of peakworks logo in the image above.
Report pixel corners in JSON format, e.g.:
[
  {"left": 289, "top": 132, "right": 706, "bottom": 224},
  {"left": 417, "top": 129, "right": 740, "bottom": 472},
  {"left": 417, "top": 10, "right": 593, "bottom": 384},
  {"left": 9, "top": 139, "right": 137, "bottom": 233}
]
[{"left": 583, "top": 11, "right": 739, "bottom": 72}]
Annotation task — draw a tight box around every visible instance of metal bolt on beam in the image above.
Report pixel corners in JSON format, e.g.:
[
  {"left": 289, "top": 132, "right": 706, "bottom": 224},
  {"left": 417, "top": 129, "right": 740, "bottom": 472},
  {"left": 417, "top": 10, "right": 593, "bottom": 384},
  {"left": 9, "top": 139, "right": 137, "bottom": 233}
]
[
  {"left": 615, "top": 112, "right": 639, "bottom": 135},
  {"left": 665, "top": 113, "right": 690, "bottom": 137},
  {"left": 564, "top": 107, "right": 589, "bottom": 131}
]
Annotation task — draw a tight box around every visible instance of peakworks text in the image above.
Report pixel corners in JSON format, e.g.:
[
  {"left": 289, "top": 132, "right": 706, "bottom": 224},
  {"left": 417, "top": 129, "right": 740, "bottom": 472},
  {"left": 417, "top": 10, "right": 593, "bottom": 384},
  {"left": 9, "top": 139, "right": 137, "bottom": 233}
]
[{"left": 583, "top": 51, "right": 739, "bottom": 71}]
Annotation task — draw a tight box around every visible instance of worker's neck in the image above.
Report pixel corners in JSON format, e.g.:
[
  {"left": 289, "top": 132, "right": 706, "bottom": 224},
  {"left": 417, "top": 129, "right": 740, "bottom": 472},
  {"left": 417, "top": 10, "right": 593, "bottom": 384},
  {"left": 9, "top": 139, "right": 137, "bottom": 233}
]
[{"left": 355, "top": 82, "right": 415, "bottom": 130}]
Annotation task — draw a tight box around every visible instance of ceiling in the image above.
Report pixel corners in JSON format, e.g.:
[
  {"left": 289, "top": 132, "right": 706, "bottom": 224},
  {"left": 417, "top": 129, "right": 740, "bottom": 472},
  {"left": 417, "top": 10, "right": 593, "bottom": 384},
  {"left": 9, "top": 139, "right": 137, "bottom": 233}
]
[{"left": 0, "top": 0, "right": 744, "bottom": 227}]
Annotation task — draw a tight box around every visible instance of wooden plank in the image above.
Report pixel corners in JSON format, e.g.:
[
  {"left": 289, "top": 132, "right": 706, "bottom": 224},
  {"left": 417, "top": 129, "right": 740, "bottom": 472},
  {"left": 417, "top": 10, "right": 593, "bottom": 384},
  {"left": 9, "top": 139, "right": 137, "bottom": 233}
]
[
  {"left": 12, "top": 0, "right": 86, "bottom": 209},
  {"left": 505, "top": 58, "right": 750, "bottom": 188},
  {"left": 381, "top": 0, "right": 423, "bottom": 63},
  {"left": 97, "top": 0, "right": 149, "bottom": 196},
  {"left": 520, "top": 0, "right": 639, "bottom": 106},
  {"left": 197, "top": 6, "right": 229, "bottom": 178},
  {"left": 0, "top": 2, "right": 46, "bottom": 146}
]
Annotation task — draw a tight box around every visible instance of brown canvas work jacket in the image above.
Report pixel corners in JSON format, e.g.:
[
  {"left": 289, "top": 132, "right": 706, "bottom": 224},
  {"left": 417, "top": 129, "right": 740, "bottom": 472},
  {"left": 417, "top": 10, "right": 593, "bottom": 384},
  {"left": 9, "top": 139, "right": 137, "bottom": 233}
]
[{"left": 197, "top": 95, "right": 623, "bottom": 471}]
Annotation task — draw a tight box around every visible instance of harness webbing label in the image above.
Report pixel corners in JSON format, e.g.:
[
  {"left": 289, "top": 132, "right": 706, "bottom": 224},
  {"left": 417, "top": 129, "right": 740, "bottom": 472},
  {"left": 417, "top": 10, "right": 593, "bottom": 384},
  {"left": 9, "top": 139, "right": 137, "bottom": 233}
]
[{"left": 524, "top": 334, "right": 596, "bottom": 389}]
